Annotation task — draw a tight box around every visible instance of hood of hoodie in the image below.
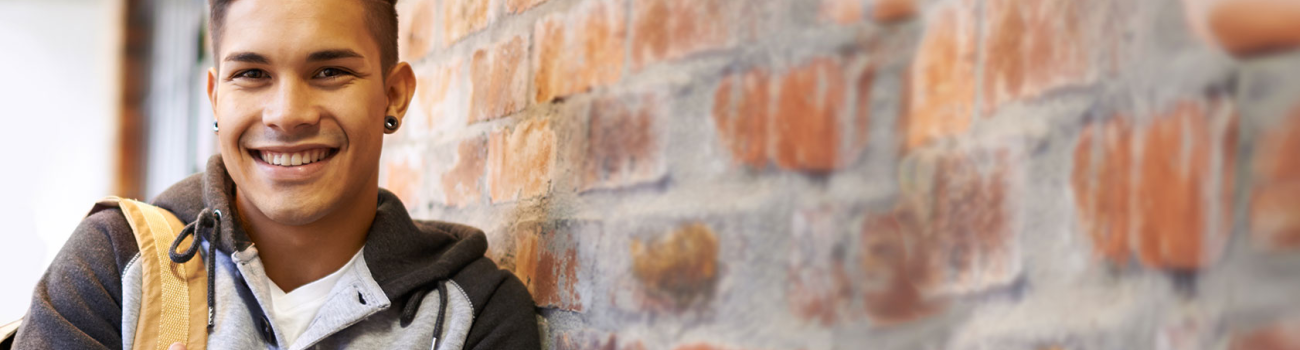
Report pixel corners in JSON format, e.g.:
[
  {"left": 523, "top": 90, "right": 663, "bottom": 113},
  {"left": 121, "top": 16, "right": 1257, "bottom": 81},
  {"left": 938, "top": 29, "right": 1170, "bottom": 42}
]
[{"left": 149, "top": 154, "right": 489, "bottom": 303}]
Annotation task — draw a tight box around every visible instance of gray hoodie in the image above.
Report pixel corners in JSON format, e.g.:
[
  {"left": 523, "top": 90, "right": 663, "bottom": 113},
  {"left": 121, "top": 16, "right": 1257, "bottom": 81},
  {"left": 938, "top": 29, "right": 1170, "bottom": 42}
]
[{"left": 14, "top": 155, "right": 540, "bottom": 349}]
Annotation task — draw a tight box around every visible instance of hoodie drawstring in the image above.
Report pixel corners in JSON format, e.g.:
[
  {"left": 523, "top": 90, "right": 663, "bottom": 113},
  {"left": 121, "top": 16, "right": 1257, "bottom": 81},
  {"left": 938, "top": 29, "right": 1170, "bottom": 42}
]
[
  {"left": 169, "top": 207, "right": 221, "bottom": 332},
  {"left": 400, "top": 280, "right": 449, "bottom": 340}
]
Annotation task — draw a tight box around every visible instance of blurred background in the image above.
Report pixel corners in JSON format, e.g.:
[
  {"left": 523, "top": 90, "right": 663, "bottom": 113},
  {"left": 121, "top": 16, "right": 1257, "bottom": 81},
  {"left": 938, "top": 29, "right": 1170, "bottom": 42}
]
[
  {"left": 4, "top": 0, "right": 1300, "bottom": 348},
  {"left": 0, "top": 0, "right": 214, "bottom": 323}
]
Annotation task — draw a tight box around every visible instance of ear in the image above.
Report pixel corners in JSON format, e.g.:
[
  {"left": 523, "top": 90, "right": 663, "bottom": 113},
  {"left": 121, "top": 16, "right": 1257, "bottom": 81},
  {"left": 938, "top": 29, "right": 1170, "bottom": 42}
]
[
  {"left": 207, "top": 67, "right": 219, "bottom": 117},
  {"left": 383, "top": 62, "right": 416, "bottom": 125}
]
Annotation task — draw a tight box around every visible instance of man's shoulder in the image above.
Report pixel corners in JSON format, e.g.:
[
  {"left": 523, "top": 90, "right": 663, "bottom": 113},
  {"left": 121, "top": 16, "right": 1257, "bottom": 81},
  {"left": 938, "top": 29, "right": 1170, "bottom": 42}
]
[{"left": 77, "top": 205, "right": 142, "bottom": 276}]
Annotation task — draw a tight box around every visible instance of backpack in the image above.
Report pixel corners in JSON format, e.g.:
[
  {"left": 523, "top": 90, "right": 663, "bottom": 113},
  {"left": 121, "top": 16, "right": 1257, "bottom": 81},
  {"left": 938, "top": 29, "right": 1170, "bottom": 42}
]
[{"left": 0, "top": 197, "right": 209, "bottom": 350}]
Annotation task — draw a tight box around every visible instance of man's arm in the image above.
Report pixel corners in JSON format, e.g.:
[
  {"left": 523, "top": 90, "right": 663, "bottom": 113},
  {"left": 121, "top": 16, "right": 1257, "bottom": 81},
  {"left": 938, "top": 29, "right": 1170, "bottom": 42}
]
[{"left": 13, "top": 209, "right": 137, "bottom": 349}]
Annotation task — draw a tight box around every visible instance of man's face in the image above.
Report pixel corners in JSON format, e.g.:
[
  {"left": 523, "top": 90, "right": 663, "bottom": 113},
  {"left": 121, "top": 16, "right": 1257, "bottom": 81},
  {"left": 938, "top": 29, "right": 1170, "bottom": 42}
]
[{"left": 208, "top": 0, "right": 391, "bottom": 225}]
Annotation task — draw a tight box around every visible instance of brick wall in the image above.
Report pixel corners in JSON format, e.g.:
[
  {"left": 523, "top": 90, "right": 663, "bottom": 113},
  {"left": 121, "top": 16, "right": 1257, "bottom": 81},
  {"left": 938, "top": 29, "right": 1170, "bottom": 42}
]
[{"left": 379, "top": 0, "right": 1300, "bottom": 348}]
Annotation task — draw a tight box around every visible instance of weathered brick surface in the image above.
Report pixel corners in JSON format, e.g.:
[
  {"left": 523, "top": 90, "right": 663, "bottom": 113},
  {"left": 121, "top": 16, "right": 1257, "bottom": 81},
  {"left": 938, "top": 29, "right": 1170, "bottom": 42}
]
[
  {"left": 906, "top": 0, "right": 978, "bottom": 149},
  {"left": 1229, "top": 317, "right": 1300, "bottom": 350},
  {"left": 470, "top": 35, "right": 529, "bottom": 123},
  {"left": 712, "top": 69, "right": 771, "bottom": 168},
  {"left": 440, "top": 136, "right": 487, "bottom": 207},
  {"left": 820, "top": 0, "right": 865, "bottom": 24},
  {"left": 631, "top": 0, "right": 729, "bottom": 70},
  {"left": 488, "top": 118, "right": 555, "bottom": 203},
  {"left": 774, "top": 58, "right": 846, "bottom": 172},
  {"left": 507, "top": 0, "right": 547, "bottom": 13},
  {"left": 1207, "top": 0, "right": 1300, "bottom": 57},
  {"left": 630, "top": 223, "right": 719, "bottom": 310},
  {"left": 860, "top": 208, "right": 942, "bottom": 326},
  {"left": 873, "top": 0, "right": 916, "bottom": 22},
  {"left": 920, "top": 147, "right": 1020, "bottom": 295},
  {"left": 711, "top": 58, "right": 858, "bottom": 172},
  {"left": 533, "top": 0, "right": 626, "bottom": 102},
  {"left": 443, "top": 0, "right": 494, "bottom": 46},
  {"left": 508, "top": 221, "right": 584, "bottom": 311},
  {"left": 1252, "top": 108, "right": 1300, "bottom": 250},
  {"left": 383, "top": 156, "right": 422, "bottom": 207},
  {"left": 582, "top": 94, "right": 667, "bottom": 191},
  {"left": 370, "top": 0, "right": 1300, "bottom": 347},
  {"left": 1072, "top": 99, "right": 1236, "bottom": 269},
  {"left": 397, "top": 0, "right": 436, "bottom": 62},
  {"left": 981, "top": 0, "right": 1089, "bottom": 114},
  {"left": 787, "top": 206, "right": 855, "bottom": 325},
  {"left": 415, "top": 59, "right": 468, "bottom": 129}
]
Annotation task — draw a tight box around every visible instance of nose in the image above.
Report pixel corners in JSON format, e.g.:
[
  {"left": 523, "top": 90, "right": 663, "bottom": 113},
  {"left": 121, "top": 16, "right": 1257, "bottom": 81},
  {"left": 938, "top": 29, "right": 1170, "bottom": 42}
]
[{"left": 261, "top": 76, "right": 320, "bottom": 132}]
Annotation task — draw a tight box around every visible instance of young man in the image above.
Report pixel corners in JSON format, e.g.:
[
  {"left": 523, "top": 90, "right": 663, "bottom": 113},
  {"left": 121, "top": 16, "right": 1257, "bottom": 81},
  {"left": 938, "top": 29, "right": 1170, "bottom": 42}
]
[{"left": 13, "top": 0, "right": 540, "bottom": 348}]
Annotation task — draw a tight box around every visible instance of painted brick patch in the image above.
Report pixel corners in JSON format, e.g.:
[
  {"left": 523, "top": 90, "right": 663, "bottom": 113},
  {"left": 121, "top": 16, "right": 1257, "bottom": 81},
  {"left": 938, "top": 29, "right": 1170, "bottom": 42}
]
[{"left": 630, "top": 223, "right": 720, "bottom": 310}]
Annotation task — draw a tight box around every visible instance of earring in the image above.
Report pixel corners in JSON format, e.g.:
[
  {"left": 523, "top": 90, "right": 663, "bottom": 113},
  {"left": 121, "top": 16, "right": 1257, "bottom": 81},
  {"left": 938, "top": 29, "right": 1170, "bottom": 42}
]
[
  {"left": 384, "top": 115, "right": 400, "bottom": 133},
  {"left": 213, "top": 120, "right": 219, "bottom": 133}
]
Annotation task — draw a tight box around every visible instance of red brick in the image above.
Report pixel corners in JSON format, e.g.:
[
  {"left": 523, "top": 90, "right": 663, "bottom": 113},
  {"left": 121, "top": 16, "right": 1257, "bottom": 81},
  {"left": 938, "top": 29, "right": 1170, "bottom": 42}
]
[
  {"left": 1208, "top": 0, "right": 1300, "bottom": 57},
  {"left": 820, "top": 0, "right": 864, "bottom": 24},
  {"left": 712, "top": 69, "right": 771, "bottom": 168},
  {"left": 582, "top": 94, "right": 666, "bottom": 191},
  {"left": 1229, "top": 317, "right": 1300, "bottom": 350},
  {"left": 632, "top": 0, "right": 729, "bottom": 70},
  {"left": 415, "top": 59, "right": 468, "bottom": 128},
  {"left": 873, "top": 0, "right": 916, "bottom": 22},
  {"left": 534, "top": 0, "right": 626, "bottom": 102},
  {"left": 925, "top": 148, "right": 1019, "bottom": 294},
  {"left": 861, "top": 208, "right": 942, "bottom": 326},
  {"left": 906, "top": 0, "right": 978, "bottom": 149},
  {"left": 398, "top": 0, "right": 436, "bottom": 62},
  {"left": 788, "top": 207, "right": 853, "bottom": 325},
  {"left": 630, "top": 223, "right": 719, "bottom": 310},
  {"left": 981, "top": 0, "right": 1089, "bottom": 114},
  {"left": 1072, "top": 100, "right": 1236, "bottom": 269},
  {"left": 470, "top": 35, "right": 529, "bottom": 123},
  {"left": 774, "top": 58, "right": 846, "bottom": 172},
  {"left": 1251, "top": 109, "right": 1300, "bottom": 250},
  {"left": 509, "top": 222, "right": 583, "bottom": 311},
  {"left": 443, "top": 0, "right": 493, "bottom": 46},
  {"left": 383, "top": 157, "right": 422, "bottom": 207},
  {"left": 488, "top": 118, "right": 556, "bottom": 203},
  {"left": 506, "top": 0, "right": 547, "bottom": 13},
  {"left": 1072, "top": 117, "right": 1136, "bottom": 264},
  {"left": 440, "top": 136, "right": 487, "bottom": 207},
  {"left": 1135, "top": 102, "right": 1222, "bottom": 269}
]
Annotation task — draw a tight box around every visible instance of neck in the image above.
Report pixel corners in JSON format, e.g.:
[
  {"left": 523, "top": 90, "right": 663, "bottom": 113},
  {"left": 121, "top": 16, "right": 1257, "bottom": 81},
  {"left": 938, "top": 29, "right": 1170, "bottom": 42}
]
[{"left": 235, "top": 188, "right": 376, "bottom": 292}]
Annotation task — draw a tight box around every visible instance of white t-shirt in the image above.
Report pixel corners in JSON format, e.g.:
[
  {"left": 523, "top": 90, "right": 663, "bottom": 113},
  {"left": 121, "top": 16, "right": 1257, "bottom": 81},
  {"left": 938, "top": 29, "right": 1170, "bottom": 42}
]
[{"left": 266, "top": 248, "right": 364, "bottom": 348}]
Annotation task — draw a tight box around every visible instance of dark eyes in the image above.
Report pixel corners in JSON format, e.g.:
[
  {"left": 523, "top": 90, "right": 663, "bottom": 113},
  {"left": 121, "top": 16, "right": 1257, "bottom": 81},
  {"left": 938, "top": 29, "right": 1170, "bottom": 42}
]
[
  {"left": 230, "top": 68, "right": 352, "bottom": 81},
  {"left": 313, "top": 68, "right": 352, "bottom": 79},
  {"left": 233, "top": 69, "right": 268, "bottom": 80}
]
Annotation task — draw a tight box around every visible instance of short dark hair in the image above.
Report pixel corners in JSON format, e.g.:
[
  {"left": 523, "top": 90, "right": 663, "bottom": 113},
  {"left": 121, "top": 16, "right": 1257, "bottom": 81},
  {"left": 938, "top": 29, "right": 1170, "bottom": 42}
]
[{"left": 208, "top": 0, "right": 399, "bottom": 75}]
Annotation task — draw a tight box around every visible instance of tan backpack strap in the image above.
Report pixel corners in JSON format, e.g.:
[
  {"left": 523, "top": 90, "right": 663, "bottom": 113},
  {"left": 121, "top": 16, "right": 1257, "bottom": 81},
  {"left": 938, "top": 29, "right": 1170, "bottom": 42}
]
[{"left": 101, "top": 197, "right": 208, "bottom": 350}]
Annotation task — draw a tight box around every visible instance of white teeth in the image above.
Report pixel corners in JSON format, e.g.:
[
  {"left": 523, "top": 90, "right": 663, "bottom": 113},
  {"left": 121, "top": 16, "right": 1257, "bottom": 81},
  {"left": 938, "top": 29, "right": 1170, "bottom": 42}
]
[{"left": 259, "top": 149, "right": 330, "bottom": 167}]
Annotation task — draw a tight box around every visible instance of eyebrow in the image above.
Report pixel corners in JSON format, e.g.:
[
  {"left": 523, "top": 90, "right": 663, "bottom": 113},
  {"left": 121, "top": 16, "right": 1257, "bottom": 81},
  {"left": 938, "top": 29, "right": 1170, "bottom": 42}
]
[
  {"left": 223, "top": 51, "right": 269, "bottom": 64},
  {"left": 221, "top": 49, "right": 364, "bottom": 64},
  {"left": 306, "top": 49, "right": 364, "bottom": 62}
]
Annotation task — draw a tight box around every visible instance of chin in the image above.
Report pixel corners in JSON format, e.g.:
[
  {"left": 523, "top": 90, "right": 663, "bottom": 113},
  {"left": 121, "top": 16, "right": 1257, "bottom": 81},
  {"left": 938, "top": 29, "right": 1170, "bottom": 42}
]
[{"left": 257, "top": 197, "right": 332, "bottom": 226}]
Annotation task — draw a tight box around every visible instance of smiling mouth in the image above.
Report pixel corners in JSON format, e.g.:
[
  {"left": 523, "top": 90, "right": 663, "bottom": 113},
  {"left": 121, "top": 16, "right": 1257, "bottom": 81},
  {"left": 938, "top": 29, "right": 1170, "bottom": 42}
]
[{"left": 252, "top": 148, "right": 338, "bottom": 167}]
